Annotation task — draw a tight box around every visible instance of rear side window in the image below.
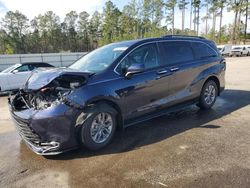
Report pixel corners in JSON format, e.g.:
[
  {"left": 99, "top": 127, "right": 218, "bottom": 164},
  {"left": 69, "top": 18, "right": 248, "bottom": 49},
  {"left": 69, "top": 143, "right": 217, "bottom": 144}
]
[
  {"left": 192, "top": 42, "right": 218, "bottom": 59},
  {"left": 28, "top": 65, "right": 36, "bottom": 71},
  {"left": 161, "top": 41, "right": 194, "bottom": 65}
]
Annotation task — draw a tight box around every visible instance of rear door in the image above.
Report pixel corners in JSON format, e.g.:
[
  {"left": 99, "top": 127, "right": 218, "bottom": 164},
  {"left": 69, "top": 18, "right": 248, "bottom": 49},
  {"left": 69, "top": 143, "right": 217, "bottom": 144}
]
[{"left": 159, "top": 41, "right": 211, "bottom": 106}]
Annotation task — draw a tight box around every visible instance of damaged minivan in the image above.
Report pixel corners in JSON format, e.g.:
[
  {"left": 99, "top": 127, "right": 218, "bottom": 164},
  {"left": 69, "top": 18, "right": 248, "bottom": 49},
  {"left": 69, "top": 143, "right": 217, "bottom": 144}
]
[{"left": 9, "top": 35, "right": 226, "bottom": 155}]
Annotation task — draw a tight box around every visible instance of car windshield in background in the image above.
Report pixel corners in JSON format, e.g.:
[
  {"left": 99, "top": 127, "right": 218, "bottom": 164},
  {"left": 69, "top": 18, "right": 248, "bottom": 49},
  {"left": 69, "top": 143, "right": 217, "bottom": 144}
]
[
  {"left": 1, "top": 64, "right": 20, "bottom": 73},
  {"left": 233, "top": 47, "right": 242, "bottom": 50},
  {"left": 69, "top": 43, "right": 129, "bottom": 73},
  {"left": 217, "top": 48, "right": 222, "bottom": 50}
]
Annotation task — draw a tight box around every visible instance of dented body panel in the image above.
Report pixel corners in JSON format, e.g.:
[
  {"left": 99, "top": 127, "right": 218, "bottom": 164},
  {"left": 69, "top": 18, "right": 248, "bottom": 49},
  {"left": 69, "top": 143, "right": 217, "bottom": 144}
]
[
  {"left": 9, "top": 100, "right": 81, "bottom": 154},
  {"left": 9, "top": 37, "right": 226, "bottom": 155},
  {"left": 24, "top": 68, "right": 90, "bottom": 91}
]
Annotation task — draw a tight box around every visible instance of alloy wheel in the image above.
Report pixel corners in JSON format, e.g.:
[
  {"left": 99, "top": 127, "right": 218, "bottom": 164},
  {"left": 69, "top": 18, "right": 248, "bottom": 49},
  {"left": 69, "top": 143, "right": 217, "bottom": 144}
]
[
  {"left": 204, "top": 84, "right": 216, "bottom": 105},
  {"left": 90, "top": 113, "right": 113, "bottom": 144}
]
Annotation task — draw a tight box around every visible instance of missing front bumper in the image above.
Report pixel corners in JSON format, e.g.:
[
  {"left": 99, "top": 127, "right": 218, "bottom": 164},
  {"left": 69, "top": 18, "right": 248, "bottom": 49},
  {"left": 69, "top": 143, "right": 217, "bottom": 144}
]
[
  {"left": 10, "top": 108, "right": 62, "bottom": 155},
  {"left": 9, "top": 96, "right": 80, "bottom": 155}
]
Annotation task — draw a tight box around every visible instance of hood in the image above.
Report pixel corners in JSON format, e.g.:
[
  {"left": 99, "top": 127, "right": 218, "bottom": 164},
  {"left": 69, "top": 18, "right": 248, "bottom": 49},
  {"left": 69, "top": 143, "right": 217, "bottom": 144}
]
[{"left": 24, "top": 67, "right": 91, "bottom": 90}]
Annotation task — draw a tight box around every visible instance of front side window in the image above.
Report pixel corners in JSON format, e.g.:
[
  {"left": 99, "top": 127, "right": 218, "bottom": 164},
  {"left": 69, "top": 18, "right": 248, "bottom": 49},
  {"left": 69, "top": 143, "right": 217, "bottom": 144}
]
[
  {"left": 28, "top": 65, "right": 36, "bottom": 71},
  {"left": 161, "top": 41, "right": 194, "bottom": 65},
  {"left": 117, "top": 43, "right": 160, "bottom": 74},
  {"left": 14, "top": 65, "right": 30, "bottom": 72}
]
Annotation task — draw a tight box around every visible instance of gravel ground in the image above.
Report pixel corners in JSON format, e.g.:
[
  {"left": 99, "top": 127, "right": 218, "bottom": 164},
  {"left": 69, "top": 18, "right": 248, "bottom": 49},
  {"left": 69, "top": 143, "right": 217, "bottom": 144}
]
[{"left": 1, "top": 57, "right": 250, "bottom": 188}]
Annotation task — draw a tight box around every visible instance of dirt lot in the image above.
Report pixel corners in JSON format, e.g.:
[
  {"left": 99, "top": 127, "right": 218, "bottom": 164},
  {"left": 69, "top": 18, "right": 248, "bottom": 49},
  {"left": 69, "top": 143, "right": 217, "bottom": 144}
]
[{"left": 1, "top": 57, "right": 250, "bottom": 188}]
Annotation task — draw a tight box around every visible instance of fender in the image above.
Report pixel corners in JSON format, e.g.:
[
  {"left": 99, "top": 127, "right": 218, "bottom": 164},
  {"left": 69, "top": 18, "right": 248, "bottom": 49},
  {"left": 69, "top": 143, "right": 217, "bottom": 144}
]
[
  {"left": 191, "top": 62, "right": 225, "bottom": 87},
  {"left": 66, "top": 82, "right": 123, "bottom": 113}
]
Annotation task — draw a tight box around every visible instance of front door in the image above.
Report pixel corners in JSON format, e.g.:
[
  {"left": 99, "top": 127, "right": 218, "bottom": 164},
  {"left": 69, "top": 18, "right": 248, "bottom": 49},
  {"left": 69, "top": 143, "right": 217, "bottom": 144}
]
[
  {"left": 117, "top": 43, "right": 173, "bottom": 121},
  {"left": 8, "top": 65, "right": 32, "bottom": 90}
]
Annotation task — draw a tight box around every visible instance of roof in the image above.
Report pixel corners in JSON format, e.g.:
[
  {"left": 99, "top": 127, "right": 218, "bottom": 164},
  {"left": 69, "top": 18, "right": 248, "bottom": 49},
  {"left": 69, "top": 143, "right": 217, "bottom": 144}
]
[
  {"left": 112, "top": 35, "right": 211, "bottom": 48},
  {"left": 162, "top": 35, "right": 206, "bottom": 40},
  {"left": 20, "top": 62, "right": 54, "bottom": 67},
  {"left": 20, "top": 62, "right": 47, "bottom": 65}
]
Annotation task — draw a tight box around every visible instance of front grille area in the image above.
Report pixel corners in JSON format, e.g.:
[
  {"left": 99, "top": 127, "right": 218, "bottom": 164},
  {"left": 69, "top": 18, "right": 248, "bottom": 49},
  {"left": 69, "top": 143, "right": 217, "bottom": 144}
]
[{"left": 12, "top": 114, "right": 41, "bottom": 146}]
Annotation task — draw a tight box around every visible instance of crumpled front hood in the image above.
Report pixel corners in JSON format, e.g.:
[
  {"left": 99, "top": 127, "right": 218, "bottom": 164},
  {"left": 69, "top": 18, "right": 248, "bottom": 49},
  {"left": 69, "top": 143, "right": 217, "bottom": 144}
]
[{"left": 24, "top": 67, "right": 90, "bottom": 90}]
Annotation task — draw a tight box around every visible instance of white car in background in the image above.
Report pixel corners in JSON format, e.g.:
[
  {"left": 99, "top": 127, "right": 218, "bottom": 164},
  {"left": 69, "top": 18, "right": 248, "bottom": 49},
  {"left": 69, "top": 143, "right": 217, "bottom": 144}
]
[
  {"left": 243, "top": 45, "right": 250, "bottom": 55},
  {"left": 0, "top": 62, "right": 54, "bottom": 92},
  {"left": 230, "top": 46, "right": 249, "bottom": 57},
  {"left": 217, "top": 44, "right": 232, "bottom": 56}
]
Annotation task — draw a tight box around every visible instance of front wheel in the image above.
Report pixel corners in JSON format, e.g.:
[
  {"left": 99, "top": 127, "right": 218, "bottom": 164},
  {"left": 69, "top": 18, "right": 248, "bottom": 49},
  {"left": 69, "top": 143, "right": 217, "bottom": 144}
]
[
  {"left": 79, "top": 104, "right": 117, "bottom": 150},
  {"left": 198, "top": 80, "right": 218, "bottom": 109}
]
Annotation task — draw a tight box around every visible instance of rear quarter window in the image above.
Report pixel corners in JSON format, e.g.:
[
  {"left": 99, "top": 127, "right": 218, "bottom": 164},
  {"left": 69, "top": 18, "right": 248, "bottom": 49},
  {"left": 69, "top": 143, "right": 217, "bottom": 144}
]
[{"left": 191, "top": 42, "right": 218, "bottom": 59}]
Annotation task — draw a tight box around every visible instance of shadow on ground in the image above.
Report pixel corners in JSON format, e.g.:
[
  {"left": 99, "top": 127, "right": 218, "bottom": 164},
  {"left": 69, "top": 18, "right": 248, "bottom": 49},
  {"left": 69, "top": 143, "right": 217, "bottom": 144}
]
[{"left": 16, "top": 89, "right": 250, "bottom": 160}]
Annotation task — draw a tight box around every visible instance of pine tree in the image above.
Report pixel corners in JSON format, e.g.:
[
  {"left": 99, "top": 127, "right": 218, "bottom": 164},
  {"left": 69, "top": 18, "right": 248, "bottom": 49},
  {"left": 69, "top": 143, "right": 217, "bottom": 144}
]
[
  {"left": 165, "top": 0, "right": 177, "bottom": 34},
  {"left": 178, "top": 0, "right": 189, "bottom": 32}
]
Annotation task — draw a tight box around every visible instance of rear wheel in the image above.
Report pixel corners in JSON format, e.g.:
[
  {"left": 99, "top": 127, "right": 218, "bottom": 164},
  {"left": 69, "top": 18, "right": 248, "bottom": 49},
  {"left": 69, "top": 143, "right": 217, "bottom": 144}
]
[
  {"left": 198, "top": 80, "right": 218, "bottom": 109},
  {"left": 79, "top": 104, "right": 117, "bottom": 150}
]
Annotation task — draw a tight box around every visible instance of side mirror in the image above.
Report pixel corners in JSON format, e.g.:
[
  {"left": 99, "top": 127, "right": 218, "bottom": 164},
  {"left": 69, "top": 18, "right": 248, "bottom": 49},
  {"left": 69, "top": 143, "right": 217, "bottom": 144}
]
[
  {"left": 125, "top": 63, "right": 145, "bottom": 78},
  {"left": 12, "top": 70, "right": 18, "bottom": 74}
]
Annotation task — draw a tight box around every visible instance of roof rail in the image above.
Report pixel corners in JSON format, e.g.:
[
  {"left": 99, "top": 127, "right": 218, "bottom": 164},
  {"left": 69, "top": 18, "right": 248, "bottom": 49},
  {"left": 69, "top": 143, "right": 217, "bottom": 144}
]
[{"left": 162, "top": 35, "right": 206, "bottom": 39}]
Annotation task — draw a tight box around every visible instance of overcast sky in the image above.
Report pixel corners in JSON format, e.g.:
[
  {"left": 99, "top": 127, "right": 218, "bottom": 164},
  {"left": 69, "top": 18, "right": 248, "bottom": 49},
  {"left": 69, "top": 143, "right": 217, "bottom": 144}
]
[{"left": 0, "top": 0, "right": 237, "bottom": 33}]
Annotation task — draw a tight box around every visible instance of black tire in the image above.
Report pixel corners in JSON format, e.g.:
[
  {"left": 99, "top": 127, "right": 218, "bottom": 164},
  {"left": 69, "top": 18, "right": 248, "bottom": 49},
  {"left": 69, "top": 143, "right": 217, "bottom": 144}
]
[
  {"left": 79, "top": 103, "right": 117, "bottom": 150},
  {"left": 198, "top": 80, "right": 218, "bottom": 109}
]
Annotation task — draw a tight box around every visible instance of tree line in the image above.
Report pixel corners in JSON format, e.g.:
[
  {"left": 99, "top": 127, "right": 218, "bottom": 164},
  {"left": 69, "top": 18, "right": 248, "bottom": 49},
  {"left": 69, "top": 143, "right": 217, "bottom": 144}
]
[{"left": 0, "top": 0, "right": 249, "bottom": 54}]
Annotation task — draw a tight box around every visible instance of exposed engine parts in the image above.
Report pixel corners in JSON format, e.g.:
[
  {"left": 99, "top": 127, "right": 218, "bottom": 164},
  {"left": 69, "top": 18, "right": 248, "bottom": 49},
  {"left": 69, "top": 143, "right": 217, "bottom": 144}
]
[{"left": 12, "top": 74, "right": 86, "bottom": 110}]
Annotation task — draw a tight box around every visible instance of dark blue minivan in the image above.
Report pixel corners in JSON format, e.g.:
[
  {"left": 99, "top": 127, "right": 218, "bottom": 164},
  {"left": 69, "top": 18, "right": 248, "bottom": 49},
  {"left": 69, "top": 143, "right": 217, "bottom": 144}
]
[{"left": 9, "top": 35, "right": 226, "bottom": 155}]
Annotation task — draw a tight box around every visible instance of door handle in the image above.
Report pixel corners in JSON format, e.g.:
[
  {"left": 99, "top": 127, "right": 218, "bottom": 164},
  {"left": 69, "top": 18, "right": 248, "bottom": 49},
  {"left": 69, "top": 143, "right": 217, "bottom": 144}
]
[
  {"left": 157, "top": 70, "right": 168, "bottom": 75},
  {"left": 170, "top": 67, "right": 179, "bottom": 72}
]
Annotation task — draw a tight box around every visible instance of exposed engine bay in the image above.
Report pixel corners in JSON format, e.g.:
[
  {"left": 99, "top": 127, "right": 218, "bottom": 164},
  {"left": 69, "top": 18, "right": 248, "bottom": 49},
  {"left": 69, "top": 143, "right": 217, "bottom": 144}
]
[{"left": 11, "top": 73, "right": 87, "bottom": 111}]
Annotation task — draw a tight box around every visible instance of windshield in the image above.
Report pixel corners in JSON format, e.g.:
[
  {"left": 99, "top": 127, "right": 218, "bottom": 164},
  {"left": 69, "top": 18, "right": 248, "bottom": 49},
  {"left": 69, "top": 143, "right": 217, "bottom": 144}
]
[
  {"left": 69, "top": 43, "right": 129, "bottom": 73},
  {"left": 217, "top": 48, "right": 222, "bottom": 50},
  {"left": 1, "top": 64, "right": 21, "bottom": 73},
  {"left": 233, "top": 47, "right": 242, "bottom": 50}
]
